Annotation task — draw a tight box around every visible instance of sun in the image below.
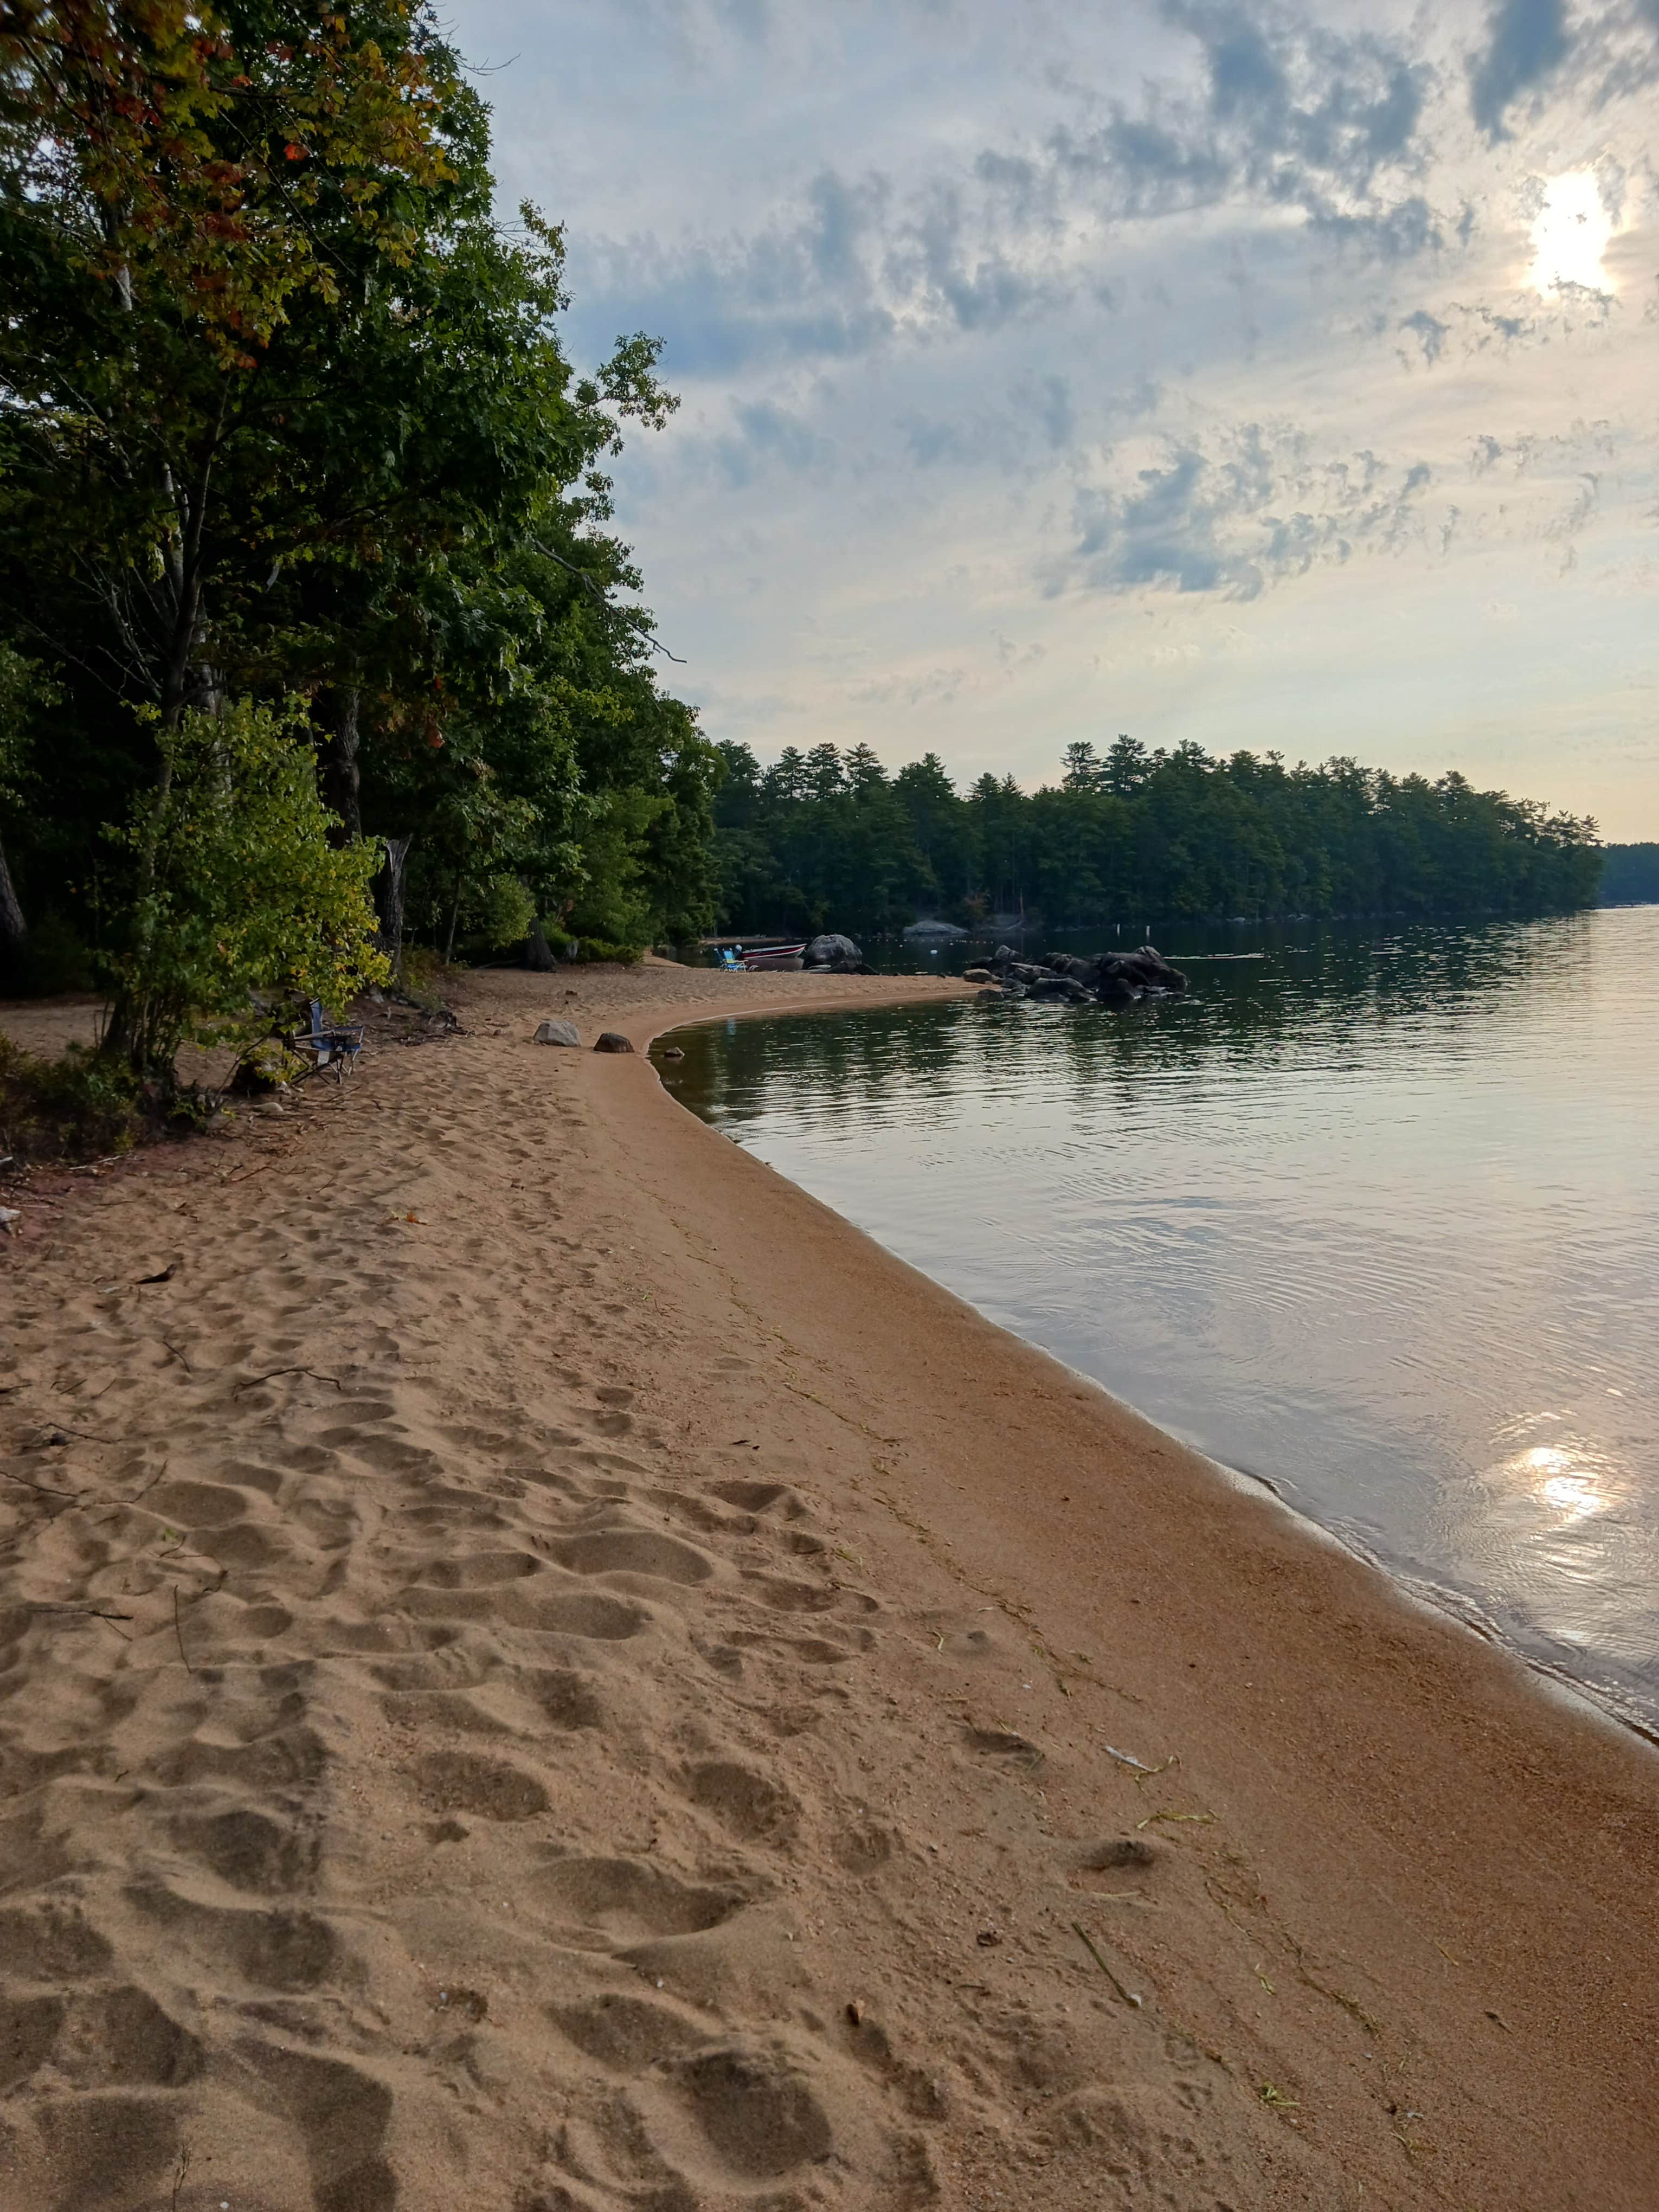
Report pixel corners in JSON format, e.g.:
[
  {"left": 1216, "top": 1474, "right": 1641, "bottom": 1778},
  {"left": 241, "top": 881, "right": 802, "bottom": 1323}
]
[{"left": 1528, "top": 172, "right": 1615, "bottom": 294}]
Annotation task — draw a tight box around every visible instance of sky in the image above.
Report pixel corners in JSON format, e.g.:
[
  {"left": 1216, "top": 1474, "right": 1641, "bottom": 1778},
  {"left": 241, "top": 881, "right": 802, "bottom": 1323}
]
[{"left": 448, "top": 0, "right": 1659, "bottom": 837}]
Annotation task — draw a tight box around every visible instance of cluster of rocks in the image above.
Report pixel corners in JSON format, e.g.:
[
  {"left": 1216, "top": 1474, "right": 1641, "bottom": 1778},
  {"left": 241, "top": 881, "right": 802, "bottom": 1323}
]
[
  {"left": 531, "top": 1020, "right": 635, "bottom": 1052},
  {"left": 964, "top": 944, "right": 1189, "bottom": 1004}
]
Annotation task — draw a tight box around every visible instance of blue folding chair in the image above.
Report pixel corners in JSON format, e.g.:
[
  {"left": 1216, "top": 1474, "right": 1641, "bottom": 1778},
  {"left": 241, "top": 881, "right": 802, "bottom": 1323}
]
[{"left": 294, "top": 999, "right": 364, "bottom": 1081}]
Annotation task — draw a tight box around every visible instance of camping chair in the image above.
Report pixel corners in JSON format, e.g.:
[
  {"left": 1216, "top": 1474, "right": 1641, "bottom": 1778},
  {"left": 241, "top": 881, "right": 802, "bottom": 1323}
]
[
  {"left": 293, "top": 999, "right": 364, "bottom": 1082},
  {"left": 716, "top": 946, "right": 744, "bottom": 971}
]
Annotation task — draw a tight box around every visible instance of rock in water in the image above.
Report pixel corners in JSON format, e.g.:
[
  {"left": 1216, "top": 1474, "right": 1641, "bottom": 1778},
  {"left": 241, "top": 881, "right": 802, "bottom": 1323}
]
[
  {"left": 593, "top": 1032, "right": 635, "bottom": 1053},
  {"left": 803, "top": 933, "right": 864, "bottom": 971},
  {"left": 532, "top": 1019, "right": 581, "bottom": 1047}
]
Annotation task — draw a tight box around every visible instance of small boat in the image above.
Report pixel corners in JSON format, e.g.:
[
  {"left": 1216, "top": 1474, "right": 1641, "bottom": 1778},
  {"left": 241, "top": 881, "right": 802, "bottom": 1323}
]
[
  {"left": 740, "top": 942, "right": 806, "bottom": 971},
  {"left": 712, "top": 941, "right": 808, "bottom": 972}
]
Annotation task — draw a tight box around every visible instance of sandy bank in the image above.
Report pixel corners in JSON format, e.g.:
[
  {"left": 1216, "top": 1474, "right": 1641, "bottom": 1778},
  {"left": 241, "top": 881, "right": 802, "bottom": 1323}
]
[{"left": 1, "top": 958, "right": 1653, "bottom": 2210}]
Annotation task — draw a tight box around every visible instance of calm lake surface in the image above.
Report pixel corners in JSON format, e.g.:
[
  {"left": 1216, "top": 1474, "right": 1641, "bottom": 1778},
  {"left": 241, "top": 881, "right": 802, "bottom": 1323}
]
[{"left": 661, "top": 906, "right": 1659, "bottom": 1734}]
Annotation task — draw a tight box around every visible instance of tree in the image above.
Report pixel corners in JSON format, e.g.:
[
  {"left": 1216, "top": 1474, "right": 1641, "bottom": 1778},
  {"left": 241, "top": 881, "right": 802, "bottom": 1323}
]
[
  {"left": 0, "top": 0, "right": 716, "bottom": 1017},
  {"left": 804, "top": 741, "right": 845, "bottom": 799},
  {"left": 707, "top": 735, "right": 1600, "bottom": 933},
  {"left": 1061, "top": 739, "right": 1103, "bottom": 792},
  {"left": 0, "top": 644, "right": 55, "bottom": 954},
  {"left": 0, "top": 0, "right": 469, "bottom": 728}
]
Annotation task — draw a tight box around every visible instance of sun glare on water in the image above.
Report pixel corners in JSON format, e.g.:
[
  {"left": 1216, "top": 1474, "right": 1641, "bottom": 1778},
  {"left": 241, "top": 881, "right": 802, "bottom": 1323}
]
[{"left": 1528, "top": 172, "right": 1614, "bottom": 293}]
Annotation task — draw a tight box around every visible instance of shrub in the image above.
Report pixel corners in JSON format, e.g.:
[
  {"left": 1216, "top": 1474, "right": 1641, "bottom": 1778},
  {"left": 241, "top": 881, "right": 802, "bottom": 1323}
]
[
  {"left": 103, "top": 699, "right": 389, "bottom": 1086},
  {"left": 0, "top": 1037, "right": 143, "bottom": 1161},
  {"left": 475, "top": 873, "right": 537, "bottom": 950},
  {"left": 565, "top": 936, "right": 645, "bottom": 965}
]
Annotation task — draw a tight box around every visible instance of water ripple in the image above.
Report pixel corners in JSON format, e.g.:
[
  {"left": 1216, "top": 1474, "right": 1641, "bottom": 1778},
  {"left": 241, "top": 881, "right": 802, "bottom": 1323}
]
[{"left": 664, "top": 910, "right": 1659, "bottom": 1729}]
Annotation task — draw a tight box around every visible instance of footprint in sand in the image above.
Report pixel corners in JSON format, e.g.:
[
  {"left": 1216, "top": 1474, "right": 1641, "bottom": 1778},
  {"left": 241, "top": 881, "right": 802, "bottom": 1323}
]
[
  {"left": 683, "top": 1759, "right": 798, "bottom": 1845},
  {"left": 519, "top": 1590, "right": 651, "bottom": 1641},
  {"left": 666, "top": 2046, "right": 834, "bottom": 2181},
  {"left": 409, "top": 1549, "right": 544, "bottom": 1590},
  {"left": 708, "top": 1478, "right": 806, "bottom": 1517},
  {"left": 551, "top": 1528, "right": 715, "bottom": 1585},
  {"left": 550, "top": 1990, "right": 711, "bottom": 2072},
  {"left": 0, "top": 1900, "right": 114, "bottom": 1982},
  {"left": 241, "top": 2042, "right": 396, "bottom": 2212},
  {"left": 155, "top": 1722, "right": 327, "bottom": 1795},
  {"left": 167, "top": 1804, "right": 320, "bottom": 1894},
  {"left": 412, "top": 1748, "right": 550, "bottom": 1821},
  {"left": 533, "top": 1856, "right": 742, "bottom": 1949},
  {"left": 2, "top": 1985, "right": 204, "bottom": 2091},
  {"left": 127, "top": 1882, "right": 338, "bottom": 1991}
]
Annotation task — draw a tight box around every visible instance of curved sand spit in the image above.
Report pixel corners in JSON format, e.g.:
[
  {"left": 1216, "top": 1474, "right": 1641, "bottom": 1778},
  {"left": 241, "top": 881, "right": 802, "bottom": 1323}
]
[{"left": 1, "top": 958, "right": 1655, "bottom": 2210}]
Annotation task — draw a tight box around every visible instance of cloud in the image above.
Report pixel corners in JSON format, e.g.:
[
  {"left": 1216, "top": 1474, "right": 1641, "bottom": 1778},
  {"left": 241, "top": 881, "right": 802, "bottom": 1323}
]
[
  {"left": 1060, "top": 424, "right": 1439, "bottom": 599},
  {"left": 1468, "top": 0, "right": 1572, "bottom": 139},
  {"left": 567, "top": 1, "right": 1443, "bottom": 377},
  {"left": 709, "top": 398, "right": 837, "bottom": 485},
  {"left": 1398, "top": 306, "right": 1450, "bottom": 364},
  {"left": 1036, "top": 1, "right": 1438, "bottom": 264}
]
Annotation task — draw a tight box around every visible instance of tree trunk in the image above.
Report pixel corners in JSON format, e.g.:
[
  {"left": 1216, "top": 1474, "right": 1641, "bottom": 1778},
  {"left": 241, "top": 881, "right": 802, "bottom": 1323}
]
[
  {"left": 377, "top": 834, "right": 411, "bottom": 977},
  {"left": 318, "top": 685, "right": 362, "bottom": 841},
  {"left": 524, "top": 904, "right": 557, "bottom": 972},
  {"left": 0, "top": 832, "right": 26, "bottom": 960},
  {"left": 443, "top": 872, "right": 462, "bottom": 964}
]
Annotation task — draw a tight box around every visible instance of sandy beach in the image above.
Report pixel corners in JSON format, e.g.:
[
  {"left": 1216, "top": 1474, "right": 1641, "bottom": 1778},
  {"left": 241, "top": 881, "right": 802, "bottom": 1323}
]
[{"left": 2, "top": 957, "right": 1655, "bottom": 2212}]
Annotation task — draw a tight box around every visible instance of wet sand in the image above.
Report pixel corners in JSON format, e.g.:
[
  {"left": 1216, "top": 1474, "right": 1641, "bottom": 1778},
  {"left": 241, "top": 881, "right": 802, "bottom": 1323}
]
[{"left": 1, "top": 957, "right": 1654, "bottom": 2210}]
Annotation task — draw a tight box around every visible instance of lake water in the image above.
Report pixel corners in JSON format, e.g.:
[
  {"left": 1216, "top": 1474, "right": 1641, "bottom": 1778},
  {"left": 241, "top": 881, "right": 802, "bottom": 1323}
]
[{"left": 660, "top": 907, "right": 1659, "bottom": 1735}]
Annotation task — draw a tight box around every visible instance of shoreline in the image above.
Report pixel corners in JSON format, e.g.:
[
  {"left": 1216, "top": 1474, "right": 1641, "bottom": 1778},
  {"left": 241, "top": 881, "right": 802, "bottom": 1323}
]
[
  {"left": 646, "top": 986, "right": 1659, "bottom": 1759},
  {"left": 1, "top": 957, "right": 1654, "bottom": 2209}
]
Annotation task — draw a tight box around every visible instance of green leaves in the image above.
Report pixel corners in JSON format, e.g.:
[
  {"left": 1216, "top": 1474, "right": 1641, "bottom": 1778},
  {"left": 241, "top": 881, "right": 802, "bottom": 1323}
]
[
  {"left": 0, "top": 1, "right": 717, "bottom": 1016},
  {"left": 105, "top": 696, "right": 387, "bottom": 1080}
]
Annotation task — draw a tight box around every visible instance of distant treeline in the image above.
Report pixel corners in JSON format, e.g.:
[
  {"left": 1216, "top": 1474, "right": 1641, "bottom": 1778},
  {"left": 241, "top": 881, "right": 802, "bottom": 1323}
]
[
  {"left": 1600, "top": 845, "right": 1659, "bottom": 905},
  {"left": 713, "top": 737, "right": 1602, "bottom": 935}
]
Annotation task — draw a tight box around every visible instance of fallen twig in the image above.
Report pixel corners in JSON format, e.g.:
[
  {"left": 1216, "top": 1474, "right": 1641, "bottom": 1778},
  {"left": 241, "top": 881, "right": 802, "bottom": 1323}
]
[
  {"left": 25, "top": 1602, "right": 134, "bottom": 1620},
  {"left": 4, "top": 1471, "right": 82, "bottom": 1500},
  {"left": 232, "top": 1367, "right": 343, "bottom": 1395},
  {"left": 1071, "top": 1920, "right": 1143, "bottom": 2008}
]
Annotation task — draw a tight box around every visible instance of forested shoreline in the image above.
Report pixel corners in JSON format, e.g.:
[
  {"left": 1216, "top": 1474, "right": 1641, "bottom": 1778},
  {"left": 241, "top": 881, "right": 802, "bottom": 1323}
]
[
  {"left": 0, "top": 2, "right": 1615, "bottom": 1140},
  {"left": 1600, "top": 845, "right": 1659, "bottom": 906},
  {"left": 712, "top": 736, "right": 1604, "bottom": 936},
  {"left": 0, "top": 0, "right": 718, "bottom": 1078}
]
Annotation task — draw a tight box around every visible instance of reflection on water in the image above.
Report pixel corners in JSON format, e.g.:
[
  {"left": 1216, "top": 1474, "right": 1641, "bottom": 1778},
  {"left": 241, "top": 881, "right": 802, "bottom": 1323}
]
[{"left": 661, "top": 908, "right": 1659, "bottom": 1732}]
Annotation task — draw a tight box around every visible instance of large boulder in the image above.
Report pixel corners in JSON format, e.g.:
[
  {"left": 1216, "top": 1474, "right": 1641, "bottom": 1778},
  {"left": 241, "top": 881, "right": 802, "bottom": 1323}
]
[
  {"left": 593, "top": 1032, "right": 635, "bottom": 1054},
  {"left": 803, "top": 933, "right": 864, "bottom": 972},
  {"left": 1115, "top": 944, "right": 1188, "bottom": 992},
  {"left": 532, "top": 1019, "right": 581, "bottom": 1047},
  {"left": 903, "top": 917, "right": 966, "bottom": 940}
]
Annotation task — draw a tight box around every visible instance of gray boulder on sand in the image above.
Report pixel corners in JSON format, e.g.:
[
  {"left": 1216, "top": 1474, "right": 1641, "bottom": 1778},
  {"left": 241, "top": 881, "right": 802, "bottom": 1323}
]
[
  {"left": 803, "top": 933, "right": 865, "bottom": 972},
  {"left": 594, "top": 1032, "right": 635, "bottom": 1053},
  {"left": 532, "top": 1019, "right": 581, "bottom": 1046}
]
